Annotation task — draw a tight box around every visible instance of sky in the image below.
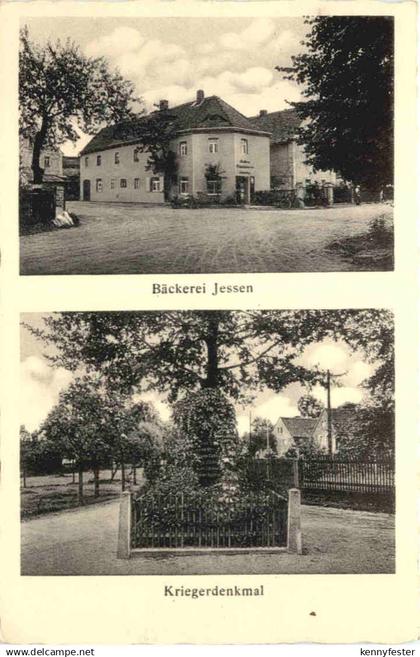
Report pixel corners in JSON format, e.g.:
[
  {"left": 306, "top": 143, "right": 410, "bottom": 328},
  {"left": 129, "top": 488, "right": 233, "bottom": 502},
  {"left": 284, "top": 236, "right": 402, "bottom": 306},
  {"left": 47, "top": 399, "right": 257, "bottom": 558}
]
[
  {"left": 20, "top": 314, "right": 375, "bottom": 436},
  {"left": 23, "top": 16, "right": 307, "bottom": 156}
]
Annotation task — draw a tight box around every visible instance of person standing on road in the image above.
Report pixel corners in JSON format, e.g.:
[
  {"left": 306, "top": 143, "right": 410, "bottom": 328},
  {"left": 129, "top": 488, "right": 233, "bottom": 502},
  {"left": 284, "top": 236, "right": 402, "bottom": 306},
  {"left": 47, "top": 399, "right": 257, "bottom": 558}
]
[{"left": 354, "top": 184, "right": 361, "bottom": 205}]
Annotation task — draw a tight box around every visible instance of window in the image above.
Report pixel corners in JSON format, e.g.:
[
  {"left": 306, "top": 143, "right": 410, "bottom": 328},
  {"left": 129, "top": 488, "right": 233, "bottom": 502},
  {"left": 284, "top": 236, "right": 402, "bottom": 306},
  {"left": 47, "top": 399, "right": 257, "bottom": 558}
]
[
  {"left": 206, "top": 179, "right": 222, "bottom": 195},
  {"left": 179, "top": 141, "right": 187, "bottom": 156},
  {"left": 44, "top": 156, "right": 50, "bottom": 168},
  {"left": 133, "top": 149, "right": 139, "bottom": 162},
  {"left": 150, "top": 177, "right": 161, "bottom": 192},
  {"left": 110, "top": 178, "right": 116, "bottom": 189},
  {"left": 115, "top": 152, "right": 120, "bottom": 164},
  {"left": 134, "top": 178, "right": 140, "bottom": 189},
  {"left": 96, "top": 178, "right": 103, "bottom": 192},
  {"left": 96, "top": 155, "right": 101, "bottom": 166},
  {"left": 85, "top": 156, "right": 89, "bottom": 167},
  {"left": 120, "top": 178, "right": 127, "bottom": 188},
  {"left": 240, "top": 138, "right": 248, "bottom": 154},
  {"left": 208, "top": 139, "right": 218, "bottom": 154},
  {"left": 179, "top": 177, "right": 189, "bottom": 194}
]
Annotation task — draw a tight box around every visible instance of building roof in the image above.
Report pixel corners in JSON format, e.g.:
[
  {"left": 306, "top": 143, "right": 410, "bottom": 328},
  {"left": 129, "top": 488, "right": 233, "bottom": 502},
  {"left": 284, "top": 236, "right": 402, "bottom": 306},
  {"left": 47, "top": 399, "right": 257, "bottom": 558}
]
[
  {"left": 80, "top": 95, "right": 271, "bottom": 156},
  {"left": 248, "top": 108, "right": 300, "bottom": 144},
  {"left": 281, "top": 417, "right": 318, "bottom": 438},
  {"left": 63, "top": 156, "right": 80, "bottom": 168},
  {"left": 42, "top": 174, "right": 66, "bottom": 183}
]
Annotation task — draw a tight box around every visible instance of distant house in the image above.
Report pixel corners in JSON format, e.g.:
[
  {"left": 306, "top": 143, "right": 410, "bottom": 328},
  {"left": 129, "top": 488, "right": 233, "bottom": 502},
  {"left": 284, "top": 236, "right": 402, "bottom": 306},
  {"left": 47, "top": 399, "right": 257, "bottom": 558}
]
[
  {"left": 313, "top": 407, "right": 356, "bottom": 454},
  {"left": 62, "top": 156, "right": 80, "bottom": 200},
  {"left": 272, "top": 407, "right": 356, "bottom": 457},
  {"left": 273, "top": 416, "right": 319, "bottom": 457},
  {"left": 249, "top": 108, "right": 337, "bottom": 191},
  {"left": 79, "top": 90, "right": 271, "bottom": 204},
  {"left": 20, "top": 138, "right": 65, "bottom": 184}
]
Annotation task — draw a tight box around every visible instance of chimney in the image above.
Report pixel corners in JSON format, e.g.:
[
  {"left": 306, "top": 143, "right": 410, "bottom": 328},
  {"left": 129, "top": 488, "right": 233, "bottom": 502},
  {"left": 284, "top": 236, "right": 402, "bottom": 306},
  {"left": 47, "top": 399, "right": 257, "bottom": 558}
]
[
  {"left": 196, "top": 89, "right": 205, "bottom": 104},
  {"left": 159, "top": 99, "right": 169, "bottom": 111},
  {"left": 259, "top": 109, "right": 268, "bottom": 117}
]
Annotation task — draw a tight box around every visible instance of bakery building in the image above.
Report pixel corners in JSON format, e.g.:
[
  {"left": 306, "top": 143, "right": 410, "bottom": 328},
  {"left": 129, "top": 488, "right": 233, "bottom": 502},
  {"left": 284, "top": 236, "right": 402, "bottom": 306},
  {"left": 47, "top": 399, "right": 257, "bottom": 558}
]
[{"left": 79, "top": 90, "right": 335, "bottom": 204}]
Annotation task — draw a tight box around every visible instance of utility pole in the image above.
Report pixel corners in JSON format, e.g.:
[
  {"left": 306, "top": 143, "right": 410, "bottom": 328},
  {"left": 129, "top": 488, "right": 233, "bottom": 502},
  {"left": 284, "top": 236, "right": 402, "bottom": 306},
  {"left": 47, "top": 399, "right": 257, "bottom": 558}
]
[
  {"left": 325, "top": 369, "right": 347, "bottom": 457},
  {"left": 327, "top": 369, "right": 333, "bottom": 456},
  {"left": 266, "top": 422, "right": 270, "bottom": 451}
]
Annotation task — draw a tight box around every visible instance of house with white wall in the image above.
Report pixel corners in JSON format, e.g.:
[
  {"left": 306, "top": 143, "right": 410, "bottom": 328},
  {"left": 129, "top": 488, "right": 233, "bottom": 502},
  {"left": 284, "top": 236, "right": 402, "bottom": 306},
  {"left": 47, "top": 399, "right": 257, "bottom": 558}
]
[
  {"left": 272, "top": 407, "right": 354, "bottom": 457},
  {"left": 249, "top": 108, "right": 337, "bottom": 190},
  {"left": 79, "top": 90, "right": 271, "bottom": 204}
]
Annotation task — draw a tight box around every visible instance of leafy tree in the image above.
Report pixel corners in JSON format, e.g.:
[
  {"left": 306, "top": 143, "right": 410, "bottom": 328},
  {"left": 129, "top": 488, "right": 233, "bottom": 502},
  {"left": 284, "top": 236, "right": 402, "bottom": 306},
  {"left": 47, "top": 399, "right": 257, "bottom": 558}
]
[
  {"left": 19, "top": 26, "right": 139, "bottom": 183},
  {"left": 278, "top": 17, "right": 394, "bottom": 192},
  {"left": 297, "top": 394, "right": 324, "bottom": 418},
  {"left": 40, "top": 376, "right": 114, "bottom": 502},
  {"left": 245, "top": 417, "right": 277, "bottom": 457},
  {"left": 124, "top": 419, "right": 163, "bottom": 485},
  {"left": 126, "top": 110, "right": 179, "bottom": 201},
  {"left": 335, "top": 405, "right": 394, "bottom": 460},
  {"left": 20, "top": 425, "right": 32, "bottom": 488},
  {"left": 29, "top": 310, "right": 394, "bottom": 411}
]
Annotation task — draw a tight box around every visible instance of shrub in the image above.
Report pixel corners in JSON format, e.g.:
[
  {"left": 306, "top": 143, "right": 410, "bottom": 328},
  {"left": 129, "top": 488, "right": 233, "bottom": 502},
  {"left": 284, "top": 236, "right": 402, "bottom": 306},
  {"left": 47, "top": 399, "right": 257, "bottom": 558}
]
[
  {"left": 172, "top": 389, "right": 238, "bottom": 486},
  {"left": 223, "top": 193, "right": 239, "bottom": 206}
]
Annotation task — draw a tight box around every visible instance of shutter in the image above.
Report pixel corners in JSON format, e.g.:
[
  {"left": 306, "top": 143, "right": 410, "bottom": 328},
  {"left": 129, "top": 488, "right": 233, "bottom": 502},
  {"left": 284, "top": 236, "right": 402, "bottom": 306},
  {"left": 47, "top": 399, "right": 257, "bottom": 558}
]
[
  {"left": 159, "top": 176, "right": 164, "bottom": 192},
  {"left": 146, "top": 177, "right": 151, "bottom": 192}
]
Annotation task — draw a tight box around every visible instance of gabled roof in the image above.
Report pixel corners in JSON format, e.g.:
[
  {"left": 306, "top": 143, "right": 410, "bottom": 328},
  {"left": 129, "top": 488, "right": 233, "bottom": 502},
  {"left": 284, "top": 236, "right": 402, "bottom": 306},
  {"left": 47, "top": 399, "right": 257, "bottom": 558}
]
[
  {"left": 280, "top": 416, "right": 317, "bottom": 439},
  {"left": 248, "top": 108, "right": 300, "bottom": 144},
  {"left": 81, "top": 95, "right": 270, "bottom": 156}
]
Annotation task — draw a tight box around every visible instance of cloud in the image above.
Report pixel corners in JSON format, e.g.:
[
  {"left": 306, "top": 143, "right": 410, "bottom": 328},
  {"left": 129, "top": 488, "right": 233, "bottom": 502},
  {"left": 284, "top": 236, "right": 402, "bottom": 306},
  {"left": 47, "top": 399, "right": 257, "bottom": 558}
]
[
  {"left": 302, "top": 340, "right": 350, "bottom": 372},
  {"left": 219, "top": 18, "right": 276, "bottom": 51},
  {"left": 310, "top": 383, "right": 365, "bottom": 408},
  {"left": 21, "top": 357, "right": 73, "bottom": 432},
  {"left": 61, "top": 21, "right": 303, "bottom": 155},
  {"left": 196, "top": 42, "right": 215, "bottom": 55},
  {"left": 237, "top": 392, "right": 298, "bottom": 436},
  {"left": 346, "top": 360, "right": 372, "bottom": 387},
  {"left": 85, "top": 27, "right": 145, "bottom": 58}
]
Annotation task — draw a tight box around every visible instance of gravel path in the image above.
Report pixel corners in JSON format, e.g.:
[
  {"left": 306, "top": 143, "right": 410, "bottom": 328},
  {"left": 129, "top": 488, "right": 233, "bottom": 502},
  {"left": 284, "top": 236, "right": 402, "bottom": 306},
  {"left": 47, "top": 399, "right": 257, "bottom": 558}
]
[
  {"left": 20, "top": 202, "right": 393, "bottom": 275},
  {"left": 21, "top": 499, "right": 394, "bottom": 576}
]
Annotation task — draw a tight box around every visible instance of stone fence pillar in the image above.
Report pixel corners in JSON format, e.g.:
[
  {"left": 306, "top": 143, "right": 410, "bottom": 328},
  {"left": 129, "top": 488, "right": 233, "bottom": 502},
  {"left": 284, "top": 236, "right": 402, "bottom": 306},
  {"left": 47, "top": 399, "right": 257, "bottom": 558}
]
[
  {"left": 287, "top": 488, "right": 302, "bottom": 554},
  {"left": 117, "top": 490, "right": 132, "bottom": 559}
]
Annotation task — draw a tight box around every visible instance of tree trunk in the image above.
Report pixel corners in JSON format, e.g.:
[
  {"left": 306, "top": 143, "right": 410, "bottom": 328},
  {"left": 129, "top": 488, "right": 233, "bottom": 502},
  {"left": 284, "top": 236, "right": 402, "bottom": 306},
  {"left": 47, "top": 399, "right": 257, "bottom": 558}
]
[
  {"left": 78, "top": 467, "right": 84, "bottom": 505},
  {"left": 31, "top": 118, "right": 49, "bottom": 184},
  {"left": 132, "top": 464, "right": 137, "bottom": 485},
  {"left": 203, "top": 314, "right": 219, "bottom": 388},
  {"left": 72, "top": 466, "right": 75, "bottom": 484},
  {"left": 93, "top": 467, "right": 100, "bottom": 498},
  {"left": 22, "top": 466, "right": 27, "bottom": 489},
  {"left": 110, "top": 461, "right": 118, "bottom": 481},
  {"left": 121, "top": 459, "right": 126, "bottom": 492}
]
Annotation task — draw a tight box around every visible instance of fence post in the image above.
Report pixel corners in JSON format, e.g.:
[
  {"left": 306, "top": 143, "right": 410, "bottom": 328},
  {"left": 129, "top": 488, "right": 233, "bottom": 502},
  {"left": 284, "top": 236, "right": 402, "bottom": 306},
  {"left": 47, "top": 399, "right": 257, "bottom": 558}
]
[
  {"left": 117, "top": 490, "right": 132, "bottom": 559},
  {"left": 287, "top": 488, "right": 302, "bottom": 554},
  {"left": 292, "top": 459, "right": 300, "bottom": 488}
]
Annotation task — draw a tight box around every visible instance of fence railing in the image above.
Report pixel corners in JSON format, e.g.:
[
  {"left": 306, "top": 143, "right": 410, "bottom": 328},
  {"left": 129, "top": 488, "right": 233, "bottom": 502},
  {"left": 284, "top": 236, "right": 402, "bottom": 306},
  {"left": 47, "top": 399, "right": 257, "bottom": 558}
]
[
  {"left": 298, "top": 458, "right": 394, "bottom": 495},
  {"left": 117, "top": 488, "right": 302, "bottom": 557}
]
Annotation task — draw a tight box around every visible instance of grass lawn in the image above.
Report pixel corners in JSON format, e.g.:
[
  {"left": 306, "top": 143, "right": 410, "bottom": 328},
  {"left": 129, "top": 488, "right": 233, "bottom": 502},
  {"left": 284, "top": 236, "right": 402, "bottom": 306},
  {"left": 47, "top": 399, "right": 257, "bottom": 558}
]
[
  {"left": 20, "top": 201, "right": 394, "bottom": 274},
  {"left": 20, "top": 469, "right": 135, "bottom": 518}
]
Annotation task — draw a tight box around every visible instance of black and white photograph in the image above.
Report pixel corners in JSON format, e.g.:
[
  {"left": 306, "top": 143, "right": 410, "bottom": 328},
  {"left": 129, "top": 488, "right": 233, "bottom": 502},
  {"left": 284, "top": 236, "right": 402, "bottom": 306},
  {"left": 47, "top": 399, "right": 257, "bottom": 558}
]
[
  {"left": 19, "top": 15, "right": 394, "bottom": 275},
  {"left": 20, "top": 309, "right": 395, "bottom": 576}
]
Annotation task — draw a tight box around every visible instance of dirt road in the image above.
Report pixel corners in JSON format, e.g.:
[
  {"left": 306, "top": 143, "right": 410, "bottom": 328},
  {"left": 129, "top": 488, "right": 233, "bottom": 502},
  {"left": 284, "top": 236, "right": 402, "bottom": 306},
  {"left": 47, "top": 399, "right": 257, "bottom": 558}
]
[
  {"left": 21, "top": 499, "right": 394, "bottom": 575},
  {"left": 20, "top": 202, "right": 393, "bottom": 275}
]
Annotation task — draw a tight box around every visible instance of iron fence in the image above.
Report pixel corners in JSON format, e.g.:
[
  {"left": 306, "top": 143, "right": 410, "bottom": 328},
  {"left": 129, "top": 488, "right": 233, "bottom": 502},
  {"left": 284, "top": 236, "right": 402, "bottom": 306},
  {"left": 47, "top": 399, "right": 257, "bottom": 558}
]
[
  {"left": 298, "top": 458, "right": 394, "bottom": 494},
  {"left": 131, "top": 490, "right": 288, "bottom": 549}
]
